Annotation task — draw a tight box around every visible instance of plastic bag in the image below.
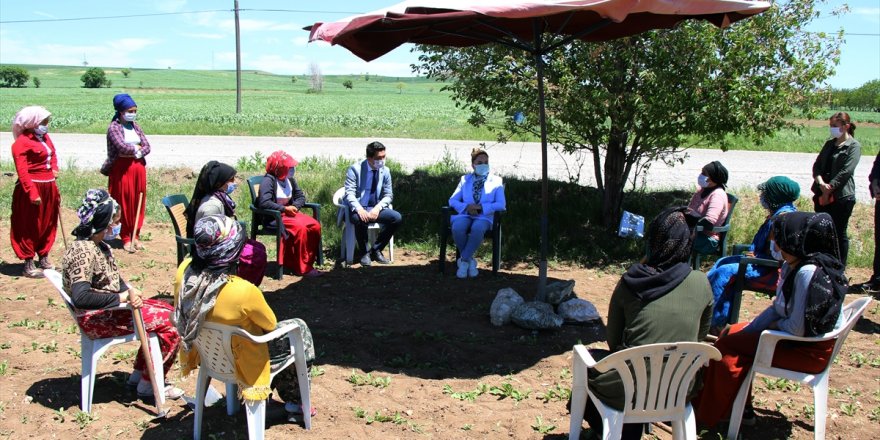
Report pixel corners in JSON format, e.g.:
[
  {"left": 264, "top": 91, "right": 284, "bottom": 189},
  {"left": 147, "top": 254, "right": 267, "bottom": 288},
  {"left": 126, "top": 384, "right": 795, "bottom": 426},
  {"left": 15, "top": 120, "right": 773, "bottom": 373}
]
[
  {"left": 489, "top": 288, "right": 525, "bottom": 326},
  {"left": 557, "top": 298, "right": 601, "bottom": 323},
  {"left": 618, "top": 211, "right": 645, "bottom": 239},
  {"left": 545, "top": 279, "right": 576, "bottom": 305},
  {"left": 511, "top": 301, "right": 563, "bottom": 330}
]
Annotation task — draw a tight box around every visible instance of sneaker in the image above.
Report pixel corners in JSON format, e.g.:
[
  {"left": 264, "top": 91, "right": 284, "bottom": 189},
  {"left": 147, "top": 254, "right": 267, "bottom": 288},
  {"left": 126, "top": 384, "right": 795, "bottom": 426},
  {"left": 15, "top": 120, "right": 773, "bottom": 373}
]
[
  {"left": 370, "top": 249, "right": 391, "bottom": 265},
  {"left": 126, "top": 370, "right": 143, "bottom": 390},
  {"left": 467, "top": 258, "right": 478, "bottom": 278},
  {"left": 38, "top": 255, "right": 54, "bottom": 270},
  {"left": 456, "top": 258, "right": 468, "bottom": 279},
  {"left": 22, "top": 259, "right": 44, "bottom": 278},
  {"left": 284, "top": 402, "right": 317, "bottom": 417},
  {"left": 359, "top": 252, "right": 372, "bottom": 267}
]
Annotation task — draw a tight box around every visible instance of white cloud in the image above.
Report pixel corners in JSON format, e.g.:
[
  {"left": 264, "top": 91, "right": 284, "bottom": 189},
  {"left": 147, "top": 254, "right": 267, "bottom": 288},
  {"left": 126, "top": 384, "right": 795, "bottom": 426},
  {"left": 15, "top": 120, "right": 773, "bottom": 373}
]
[
  {"left": 180, "top": 32, "right": 225, "bottom": 40},
  {"left": 852, "top": 7, "right": 880, "bottom": 22},
  {"left": 0, "top": 32, "right": 160, "bottom": 69},
  {"left": 156, "top": 0, "right": 187, "bottom": 13},
  {"left": 109, "top": 38, "right": 161, "bottom": 52},
  {"left": 292, "top": 37, "right": 310, "bottom": 47}
]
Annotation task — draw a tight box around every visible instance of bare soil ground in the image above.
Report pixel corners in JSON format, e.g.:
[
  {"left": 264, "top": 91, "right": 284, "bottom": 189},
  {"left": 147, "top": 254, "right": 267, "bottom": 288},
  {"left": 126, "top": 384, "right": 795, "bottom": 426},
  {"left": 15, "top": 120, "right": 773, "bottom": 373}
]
[{"left": 0, "top": 208, "right": 877, "bottom": 440}]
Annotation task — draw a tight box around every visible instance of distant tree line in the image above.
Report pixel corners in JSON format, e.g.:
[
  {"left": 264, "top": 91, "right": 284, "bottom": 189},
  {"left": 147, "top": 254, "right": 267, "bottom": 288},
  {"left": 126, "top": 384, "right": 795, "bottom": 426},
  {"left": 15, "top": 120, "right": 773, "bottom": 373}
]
[{"left": 830, "top": 79, "right": 880, "bottom": 112}]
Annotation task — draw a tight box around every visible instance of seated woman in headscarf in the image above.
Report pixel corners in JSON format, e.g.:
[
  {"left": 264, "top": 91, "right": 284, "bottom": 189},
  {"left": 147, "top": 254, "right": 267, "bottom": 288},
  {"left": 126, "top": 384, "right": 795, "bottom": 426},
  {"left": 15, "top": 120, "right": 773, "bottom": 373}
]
[
  {"left": 173, "top": 215, "right": 316, "bottom": 415},
  {"left": 706, "top": 176, "right": 800, "bottom": 333},
  {"left": 256, "top": 150, "right": 323, "bottom": 277},
  {"left": 694, "top": 212, "right": 847, "bottom": 428},
  {"left": 688, "top": 161, "right": 730, "bottom": 255},
  {"left": 185, "top": 161, "right": 238, "bottom": 238},
  {"left": 570, "top": 206, "right": 713, "bottom": 440},
  {"left": 61, "top": 189, "right": 182, "bottom": 400}
]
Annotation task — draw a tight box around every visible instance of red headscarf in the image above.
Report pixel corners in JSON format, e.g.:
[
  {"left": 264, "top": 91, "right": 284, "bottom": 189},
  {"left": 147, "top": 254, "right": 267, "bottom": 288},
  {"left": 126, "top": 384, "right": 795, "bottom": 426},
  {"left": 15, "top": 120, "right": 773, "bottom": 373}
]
[{"left": 265, "top": 150, "right": 298, "bottom": 179}]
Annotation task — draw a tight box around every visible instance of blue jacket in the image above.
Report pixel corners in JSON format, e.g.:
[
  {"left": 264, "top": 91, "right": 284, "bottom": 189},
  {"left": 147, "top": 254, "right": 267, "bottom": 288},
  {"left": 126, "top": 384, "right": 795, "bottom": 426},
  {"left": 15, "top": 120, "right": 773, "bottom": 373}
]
[{"left": 344, "top": 159, "right": 393, "bottom": 211}]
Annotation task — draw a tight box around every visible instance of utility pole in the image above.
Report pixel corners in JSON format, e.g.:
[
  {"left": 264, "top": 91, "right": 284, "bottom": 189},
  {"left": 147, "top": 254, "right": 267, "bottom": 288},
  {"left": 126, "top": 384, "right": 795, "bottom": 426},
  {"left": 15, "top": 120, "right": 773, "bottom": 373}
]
[{"left": 234, "top": 0, "right": 242, "bottom": 113}]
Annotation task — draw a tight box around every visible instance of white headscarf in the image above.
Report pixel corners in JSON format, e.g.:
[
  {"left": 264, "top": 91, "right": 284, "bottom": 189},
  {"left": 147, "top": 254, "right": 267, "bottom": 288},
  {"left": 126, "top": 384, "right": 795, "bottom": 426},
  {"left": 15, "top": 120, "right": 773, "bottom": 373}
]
[{"left": 12, "top": 106, "right": 51, "bottom": 139}]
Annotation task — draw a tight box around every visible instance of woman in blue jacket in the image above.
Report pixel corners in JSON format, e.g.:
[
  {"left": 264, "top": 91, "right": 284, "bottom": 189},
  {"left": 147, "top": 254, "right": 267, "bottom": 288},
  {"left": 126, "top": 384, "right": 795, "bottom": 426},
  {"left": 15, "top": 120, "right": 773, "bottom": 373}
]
[{"left": 448, "top": 148, "right": 506, "bottom": 278}]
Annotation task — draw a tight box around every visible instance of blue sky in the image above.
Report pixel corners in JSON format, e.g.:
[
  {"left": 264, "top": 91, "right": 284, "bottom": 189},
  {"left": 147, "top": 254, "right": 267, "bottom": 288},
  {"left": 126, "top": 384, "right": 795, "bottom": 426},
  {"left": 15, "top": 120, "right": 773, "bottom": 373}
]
[{"left": 0, "top": 0, "right": 877, "bottom": 88}]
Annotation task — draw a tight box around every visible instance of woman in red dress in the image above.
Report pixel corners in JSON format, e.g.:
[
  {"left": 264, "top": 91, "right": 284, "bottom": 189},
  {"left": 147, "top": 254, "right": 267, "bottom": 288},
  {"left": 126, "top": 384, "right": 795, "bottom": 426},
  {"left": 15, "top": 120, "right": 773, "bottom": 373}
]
[
  {"left": 256, "top": 151, "right": 323, "bottom": 277},
  {"left": 102, "top": 94, "right": 150, "bottom": 253},
  {"left": 9, "top": 105, "right": 60, "bottom": 278}
]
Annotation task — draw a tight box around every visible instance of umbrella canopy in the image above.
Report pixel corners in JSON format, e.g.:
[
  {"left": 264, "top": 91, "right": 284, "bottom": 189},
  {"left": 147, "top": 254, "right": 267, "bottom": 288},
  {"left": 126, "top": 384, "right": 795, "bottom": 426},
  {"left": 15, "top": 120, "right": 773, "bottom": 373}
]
[
  {"left": 307, "top": 0, "right": 770, "bottom": 300},
  {"left": 309, "top": 0, "right": 770, "bottom": 62}
]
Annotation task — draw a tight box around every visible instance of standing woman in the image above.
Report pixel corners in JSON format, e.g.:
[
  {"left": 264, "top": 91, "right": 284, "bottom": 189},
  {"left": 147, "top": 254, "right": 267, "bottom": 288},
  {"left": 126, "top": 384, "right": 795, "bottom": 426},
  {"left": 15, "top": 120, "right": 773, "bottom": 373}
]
[
  {"left": 10, "top": 105, "right": 60, "bottom": 278},
  {"left": 257, "top": 150, "right": 323, "bottom": 277},
  {"left": 102, "top": 93, "right": 150, "bottom": 253},
  {"left": 448, "top": 148, "right": 506, "bottom": 279},
  {"left": 811, "top": 111, "right": 861, "bottom": 266}
]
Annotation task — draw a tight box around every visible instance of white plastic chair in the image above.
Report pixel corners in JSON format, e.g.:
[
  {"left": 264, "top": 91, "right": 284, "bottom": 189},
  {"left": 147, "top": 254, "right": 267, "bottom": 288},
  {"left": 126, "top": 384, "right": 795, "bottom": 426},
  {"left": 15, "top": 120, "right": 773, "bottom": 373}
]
[
  {"left": 569, "top": 342, "right": 721, "bottom": 440},
  {"left": 332, "top": 186, "right": 394, "bottom": 265},
  {"left": 43, "top": 269, "right": 164, "bottom": 413},
  {"left": 727, "top": 297, "right": 873, "bottom": 440},
  {"left": 192, "top": 321, "right": 312, "bottom": 440}
]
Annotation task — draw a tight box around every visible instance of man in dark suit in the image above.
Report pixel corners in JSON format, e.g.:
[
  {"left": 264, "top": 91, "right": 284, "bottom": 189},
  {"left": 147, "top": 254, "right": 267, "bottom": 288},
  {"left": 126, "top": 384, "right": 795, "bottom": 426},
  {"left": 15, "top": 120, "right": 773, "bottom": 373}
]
[{"left": 343, "top": 141, "right": 403, "bottom": 266}]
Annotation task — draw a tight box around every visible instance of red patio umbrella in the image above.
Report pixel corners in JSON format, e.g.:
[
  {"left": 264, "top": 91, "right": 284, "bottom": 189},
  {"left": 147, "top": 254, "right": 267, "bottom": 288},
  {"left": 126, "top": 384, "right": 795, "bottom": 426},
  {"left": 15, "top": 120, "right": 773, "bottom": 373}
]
[{"left": 307, "top": 0, "right": 770, "bottom": 300}]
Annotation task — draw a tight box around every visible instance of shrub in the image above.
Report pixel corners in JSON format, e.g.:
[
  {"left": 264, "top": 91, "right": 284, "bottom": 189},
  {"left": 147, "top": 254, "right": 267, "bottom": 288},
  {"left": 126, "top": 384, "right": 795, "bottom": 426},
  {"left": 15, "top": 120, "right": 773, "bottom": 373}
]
[
  {"left": 32, "top": 77, "right": 41, "bottom": 88},
  {"left": 121, "top": 68, "right": 132, "bottom": 78},
  {"left": 81, "top": 67, "right": 111, "bottom": 88},
  {"left": 0, "top": 66, "right": 30, "bottom": 88},
  {"left": 343, "top": 80, "right": 353, "bottom": 89}
]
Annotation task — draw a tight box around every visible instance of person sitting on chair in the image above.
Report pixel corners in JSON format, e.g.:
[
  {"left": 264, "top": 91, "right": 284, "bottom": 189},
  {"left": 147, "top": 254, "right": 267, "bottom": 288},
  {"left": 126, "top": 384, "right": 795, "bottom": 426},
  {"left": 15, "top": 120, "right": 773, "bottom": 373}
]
[
  {"left": 448, "top": 147, "right": 506, "bottom": 278},
  {"left": 256, "top": 150, "right": 323, "bottom": 277},
  {"left": 343, "top": 141, "right": 403, "bottom": 266},
  {"left": 694, "top": 212, "right": 847, "bottom": 428},
  {"left": 706, "top": 176, "right": 799, "bottom": 333},
  {"left": 688, "top": 161, "right": 730, "bottom": 256},
  {"left": 62, "top": 189, "right": 183, "bottom": 401},
  {"left": 173, "top": 215, "right": 316, "bottom": 416},
  {"left": 185, "top": 161, "right": 238, "bottom": 238},
  {"left": 569, "top": 206, "right": 713, "bottom": 439}
]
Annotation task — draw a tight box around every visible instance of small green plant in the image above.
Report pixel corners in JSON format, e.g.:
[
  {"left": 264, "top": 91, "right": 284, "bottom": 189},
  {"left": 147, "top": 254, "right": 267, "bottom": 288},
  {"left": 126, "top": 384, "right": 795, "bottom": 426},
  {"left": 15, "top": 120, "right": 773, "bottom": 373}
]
[
  {"left": 443, "top": 383, "right": 488, "bottom": 402},
  {"left": 840, "top": 402, "right": 858, "bottom": 417},
  {"left": 537, "top": 383, "right": 572, "bottom": 402},
  {"left": 461, "top": 423, "right": 473, "bottom": 431},
  {"left": 802, "top": 404, "right": 815, "bottom": 420},
  {"left": 868, "top": 406, "right": 880, "bottom": 422},
  {"left": 559, "top": 367, "right": 572, "bottom": 380},
  {"left": 0, "top": 401, "right": 6, "bottom": 415},
  {"left": 53, "top": 407, "right": 67, "bottom": 423},
  {"left": 309, "top": 365, "right": 325, "bottom": 378},
  {"left": 9, "top": 318, "right": 34, "bottom": 328},
  {"left": 489, "top": 382, "right": 531, "bottom": 402},
  {"left": 348, "top": 371, "right": 392, "bottom": 388},
  {"left": 112, "top": 348, "right": 138, "bottom": 361},
  {"left": 41, "top": 341, "right": 59, "bottom": 353},
  {"left": 850, "top": 352, "right": 869, "bottom": 367},
  {"left": 0, "top": 342, "right": 10, "bottom": 349},
  {"left": 236, "top": 152, "right": 265, "bottom": 171},
  {"left": 67, "top": 347, "right": 81, "bottom": 359},
  {"left": 531, "top": 415, "right": 556, "bottom": 434},
  {"left": 0, "top": 360, "right": 8, "bottom": 376},
  {"left": 128, "top": 273, "right": 146, "bottom": 282},
  {"left": 15, "top": 294, "right": 26, "bottom": 301},
  {"left": 74, "top": 410, "right": 97, "bottom": 429},
  {"left": 761, "top": 377, "right": 799, "bottom": 392}
]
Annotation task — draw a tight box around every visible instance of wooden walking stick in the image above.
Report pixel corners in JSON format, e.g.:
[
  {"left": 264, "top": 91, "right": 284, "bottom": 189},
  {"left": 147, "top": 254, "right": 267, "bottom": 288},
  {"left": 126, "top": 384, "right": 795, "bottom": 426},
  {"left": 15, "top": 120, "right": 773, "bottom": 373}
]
[
  {"left": 131, "top": 303, "right": 167, "bottom": 418},
  {"left": 131, "top": 192, "right": 144, "bottom": 253},
  {"left": 57, "top": 197, "right": 69, "bottom": 248}
]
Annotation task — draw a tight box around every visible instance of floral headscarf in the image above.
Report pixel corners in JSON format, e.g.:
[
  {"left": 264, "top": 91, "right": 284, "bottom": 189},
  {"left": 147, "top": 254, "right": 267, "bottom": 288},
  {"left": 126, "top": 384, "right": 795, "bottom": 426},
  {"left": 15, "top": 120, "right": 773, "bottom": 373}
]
[
  {"left": 71, "top": 189, "right": 119, "bottom": 239},
  {"left": 12, "top": 105, "right": 51, "bottom": 139},
  {"left": 265, "top": 150, "right": 298, "bottom": 179}
]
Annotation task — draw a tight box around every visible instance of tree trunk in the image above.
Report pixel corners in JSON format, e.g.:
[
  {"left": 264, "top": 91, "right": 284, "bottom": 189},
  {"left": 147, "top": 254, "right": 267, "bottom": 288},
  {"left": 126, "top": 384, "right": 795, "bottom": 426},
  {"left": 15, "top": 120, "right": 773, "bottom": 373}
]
[{"left": 601, "top": 129, "right": 628, "bottom": 229}]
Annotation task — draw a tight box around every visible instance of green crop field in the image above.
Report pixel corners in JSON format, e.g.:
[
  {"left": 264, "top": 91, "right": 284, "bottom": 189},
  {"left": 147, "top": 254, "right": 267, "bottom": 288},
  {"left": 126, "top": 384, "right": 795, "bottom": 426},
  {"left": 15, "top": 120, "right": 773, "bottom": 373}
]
[{"left": 1, "top": 64, "right": 877, "bottom": 154}]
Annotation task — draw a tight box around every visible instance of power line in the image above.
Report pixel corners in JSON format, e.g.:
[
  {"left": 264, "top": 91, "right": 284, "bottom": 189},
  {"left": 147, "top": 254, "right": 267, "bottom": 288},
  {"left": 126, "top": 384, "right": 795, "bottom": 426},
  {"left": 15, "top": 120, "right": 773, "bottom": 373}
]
[{"left": 0, "top": 8, "right": 362, "bottom": 24}]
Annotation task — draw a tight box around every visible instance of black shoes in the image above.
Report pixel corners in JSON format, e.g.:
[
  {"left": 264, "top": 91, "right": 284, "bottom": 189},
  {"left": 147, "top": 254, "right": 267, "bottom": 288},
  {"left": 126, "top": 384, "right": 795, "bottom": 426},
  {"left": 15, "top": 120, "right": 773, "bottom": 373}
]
[
  {"left": 370, "top": 249, "right": 391, "bottom": 265},
  {"left": 359, "top": 252, "right": 372, "bottom": 266},
  {"left": 852, "top": 280, "right": 879, "bottom": 293}
]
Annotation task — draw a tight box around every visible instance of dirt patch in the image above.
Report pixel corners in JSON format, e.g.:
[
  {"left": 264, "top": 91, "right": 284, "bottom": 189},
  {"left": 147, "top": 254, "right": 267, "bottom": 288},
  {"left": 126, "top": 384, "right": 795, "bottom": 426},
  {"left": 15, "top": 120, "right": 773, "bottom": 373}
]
[{"left": 0, "top": 208, "right": 877, "bottom": 439}]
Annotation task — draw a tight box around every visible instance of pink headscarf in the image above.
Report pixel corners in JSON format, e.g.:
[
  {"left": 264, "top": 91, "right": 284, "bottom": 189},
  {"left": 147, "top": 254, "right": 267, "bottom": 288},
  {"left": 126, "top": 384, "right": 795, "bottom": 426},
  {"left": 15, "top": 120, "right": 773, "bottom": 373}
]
[{"left": 12, "top": 106, "right": 51, "bottom": 139}]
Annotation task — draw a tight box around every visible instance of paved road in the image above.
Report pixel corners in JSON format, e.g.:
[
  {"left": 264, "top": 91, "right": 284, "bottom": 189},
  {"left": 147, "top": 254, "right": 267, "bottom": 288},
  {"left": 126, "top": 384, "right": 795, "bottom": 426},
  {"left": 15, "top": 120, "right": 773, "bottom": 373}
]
[{"left": 1, "top": 132, "right": 876, "bottom": 202}]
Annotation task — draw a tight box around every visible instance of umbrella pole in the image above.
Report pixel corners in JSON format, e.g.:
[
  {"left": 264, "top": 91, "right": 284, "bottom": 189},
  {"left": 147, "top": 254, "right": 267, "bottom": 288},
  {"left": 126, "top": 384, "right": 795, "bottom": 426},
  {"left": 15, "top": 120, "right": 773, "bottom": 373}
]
[{"left": 533, "top": 21, "right": 550, "bottom": 302}]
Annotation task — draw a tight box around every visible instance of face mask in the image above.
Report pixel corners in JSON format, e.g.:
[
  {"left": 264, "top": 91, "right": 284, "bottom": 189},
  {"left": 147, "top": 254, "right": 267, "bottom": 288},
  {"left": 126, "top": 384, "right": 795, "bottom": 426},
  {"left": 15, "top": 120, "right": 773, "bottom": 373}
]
[
  {"left": 34, "top": 125, "right": 48, "bottom": 136},
  {"left": 830, "top": 126, "right": 842, "bottom": 138},
  {"left": 770, "top": 240, "right": 783, "bottom": 261},
  {"left": 697, "top": 174, "right": 709, "bottom": 188},
  {"left": 225, "top": 183, "right": 237, "bottom": 195},
  {"left": 104, "top": 223, "right": 121, "bottom": 240},
  {"left": 372, "top": 159, "right": 385, "bottom": 169},
  {"left": 123, "top": 112, "right": 137, "bottom": 122},
  {"left": 474, "top": 164, "right": 490, "bottom": 176}
]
